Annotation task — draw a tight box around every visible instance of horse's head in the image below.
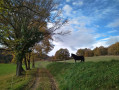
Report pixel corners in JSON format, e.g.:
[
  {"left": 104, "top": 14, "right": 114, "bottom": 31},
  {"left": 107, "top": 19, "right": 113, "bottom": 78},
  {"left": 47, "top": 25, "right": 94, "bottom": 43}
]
[{"left": 71, "top": 53, "right": 75, "bottom": 57}]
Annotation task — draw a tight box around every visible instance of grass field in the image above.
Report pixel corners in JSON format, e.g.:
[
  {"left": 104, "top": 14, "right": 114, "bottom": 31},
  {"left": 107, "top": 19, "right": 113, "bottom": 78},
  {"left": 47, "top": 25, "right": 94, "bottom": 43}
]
[
  {"left": 59, "top": 56, "right": 119, "bottom": 63},
  {"left": 47, "top": 60, "right": 119, "bottom": 90},
  {"left": 0, "top": 64, "right": 16, "bottom": 76},
  {"left": 0, "top": 56, "right": 119, "bottom": 90},
  {"left": 0, "top": 63, "right": 37, "bottom": 90}
]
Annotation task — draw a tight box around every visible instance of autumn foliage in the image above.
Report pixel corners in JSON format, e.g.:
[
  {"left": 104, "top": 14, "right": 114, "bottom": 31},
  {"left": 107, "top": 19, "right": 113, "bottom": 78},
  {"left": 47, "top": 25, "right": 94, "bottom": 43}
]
[
  {"left": 108, "top": 42, "right": 119, "bottom": 55},
  {"left": 55, "top": 48, "right": 70, "bottom": 60}
]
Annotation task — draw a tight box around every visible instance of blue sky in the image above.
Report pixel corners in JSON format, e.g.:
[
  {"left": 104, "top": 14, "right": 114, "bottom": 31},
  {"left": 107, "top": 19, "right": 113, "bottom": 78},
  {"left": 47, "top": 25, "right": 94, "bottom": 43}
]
[{"left": 49, "top": 0, "right": 119, "bottom": 56}]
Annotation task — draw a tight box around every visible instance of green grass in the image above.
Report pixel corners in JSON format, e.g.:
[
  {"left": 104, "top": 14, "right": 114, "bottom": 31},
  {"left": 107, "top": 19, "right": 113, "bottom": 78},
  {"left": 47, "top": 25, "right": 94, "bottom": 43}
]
[
  {"left": 35, "top": 61, "right": 52, "bottom": 68},
  {"left": 1, "top": 56, "right": 119, "bottom": 90},
  {"left": 0, "top": 63, "right": 37, "bottom": 90},
  {"left": 0, "top": 61, "right": 51, "bottom": 90},
  {"left": 47, "top": 60, "right": 119, "bottom": 90},
  {"left": 59, "top": 56, "right": 119, "bottom": 63},
  {"left": 0, "top": 64, "right": 16, "bottom": 76},
  {"left": 0, "top": 68, "right": 37, "bottom": 90}
]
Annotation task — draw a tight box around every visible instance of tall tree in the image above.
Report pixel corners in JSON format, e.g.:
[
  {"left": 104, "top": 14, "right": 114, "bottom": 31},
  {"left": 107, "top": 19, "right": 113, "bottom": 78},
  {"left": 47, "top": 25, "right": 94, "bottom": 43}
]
[
  {"left": 35, "top": 35, "right": 54, "bottom": 60},
  {"left": 0, "top": 0, "right": 67, "bottom": 76},
  {"left": 84, "top": 49, "right": 94, "bottom": 57},
  {"left": 55, "top": 48, "right": 70, "bottom": 60},
  {"left": 93, "top": 47, "right": 101, "bottom": 56},
  {"left": 93, "top": 46, "right": 108, "bottom": 56},
  {"left": 76, "top": 49, "right": 85, "bottom": 56},
  {"left": 108, "top": 42, "right": 119, "bottom": 55},
  {"left": 98, "top": 46, "right": 108, "bottom": 55}
]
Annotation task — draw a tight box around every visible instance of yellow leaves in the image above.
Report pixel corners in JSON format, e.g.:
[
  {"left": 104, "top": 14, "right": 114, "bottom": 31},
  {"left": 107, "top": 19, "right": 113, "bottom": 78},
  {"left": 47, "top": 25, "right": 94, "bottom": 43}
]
[
  {"left": 108, "top": 42, "right": 119, "bottom": 55},
  {"left": 76, "top": 49, "right": 85, "bottom": 56},
  {"left": 0, "top": 0, "right": 4, "bottom": 12},
  {"left": 28, "top": 20, "right": 48, "bottom": 34},
  {"left": 55, "top": 48, "right": 70, "bottom": 60},
  {"left": 0, "top": 0, "right": 3, "bottom": 6}
]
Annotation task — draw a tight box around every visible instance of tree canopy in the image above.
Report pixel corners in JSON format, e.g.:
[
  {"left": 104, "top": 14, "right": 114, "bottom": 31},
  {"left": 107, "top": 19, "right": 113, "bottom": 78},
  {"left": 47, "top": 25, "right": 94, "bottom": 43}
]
[
  {"left": 55, "top": 48, "right": 70, "bottom": 60},
  {"left": 0, "top": 0, "right": 67, "bottom": 76}
]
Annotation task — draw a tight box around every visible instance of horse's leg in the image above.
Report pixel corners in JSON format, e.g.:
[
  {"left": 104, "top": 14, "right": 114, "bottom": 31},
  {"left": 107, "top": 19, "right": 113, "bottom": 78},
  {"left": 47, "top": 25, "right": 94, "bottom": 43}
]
[
  {"left": 82, "top": 59, "right": 84, "bottom": 62},
  {"left": 75, "top": 60, "right": 76, "bottom": 63}
]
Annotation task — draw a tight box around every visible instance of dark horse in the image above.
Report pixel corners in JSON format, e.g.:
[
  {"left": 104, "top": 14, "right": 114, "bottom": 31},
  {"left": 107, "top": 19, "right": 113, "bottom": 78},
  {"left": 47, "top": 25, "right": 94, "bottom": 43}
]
[{"left": 71, "top": 54, "right": 85, "bottom": 63}]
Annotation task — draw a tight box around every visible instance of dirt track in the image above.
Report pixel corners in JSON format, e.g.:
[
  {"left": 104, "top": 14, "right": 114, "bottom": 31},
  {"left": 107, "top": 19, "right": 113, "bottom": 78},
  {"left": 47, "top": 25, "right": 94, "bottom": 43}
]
[{"left": 30, "top": 68, "right": 58, "bottom": 90}]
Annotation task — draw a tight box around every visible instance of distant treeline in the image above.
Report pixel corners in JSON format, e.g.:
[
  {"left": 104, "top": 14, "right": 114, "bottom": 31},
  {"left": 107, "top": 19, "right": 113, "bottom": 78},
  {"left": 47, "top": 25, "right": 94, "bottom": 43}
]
[
  {"left": 0, "top": 48, "right": 13, "bottom": 63},
  {"left": 0, "top": 48, "right": 48, "bottom": 63},
  {"left": 51, "top": 42, "right": 119, "bottom": 60},
  {"left": 1, "top": 42, "right": 119, "bottom": 62}
]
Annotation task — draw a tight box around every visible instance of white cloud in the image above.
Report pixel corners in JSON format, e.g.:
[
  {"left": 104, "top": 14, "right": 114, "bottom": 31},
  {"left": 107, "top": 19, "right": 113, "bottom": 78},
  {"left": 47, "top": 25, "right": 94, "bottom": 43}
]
[
  {"left": 48, "top": 18, "right": 98, "bottom": 56},
  {"left": 92, "top": 36, "right": 119, "bottom": 49},
  {"left": 49, "top": 31, "right": 119, "bottom": 56},
  {"left": 108, "top": 30, "right": 117, "bottom": 33},
  {"left": 73, "top": 1, "right": 83, "bottom": 6},
  {"left": 93, "top": 7, "right": 116, "bottom": 20},
  {"left": 92, "top": 41, "right": 108, "bottom": 48},
  {"left": 48, "top": 2, "right": 119, "bottom": 56},
  {"left": 47, "top": 23, "right": 53, "bottom": 28},
  {"left": 69, "top": 16, "right": 92, "bottom": 27},
  {"left": 107, "top": 19, "right": 119, "bottom": 27},
  {"left": 63, "top": 5, "right": 72, "bottom": 16},
  {"left": 106, "top": 36, "right": 119, "bottom": 45},
  {"left": 48, "top": 41, "right": 76, "bottom": 56},
  {"left": 59, "top": 29, "right": 96, "bottom": 48},
  {"left": 66, "top": 0, "right": 70, "bottom": 2},
  {"left": 48, "top": 14, "right": 100, "bottom": 56}
]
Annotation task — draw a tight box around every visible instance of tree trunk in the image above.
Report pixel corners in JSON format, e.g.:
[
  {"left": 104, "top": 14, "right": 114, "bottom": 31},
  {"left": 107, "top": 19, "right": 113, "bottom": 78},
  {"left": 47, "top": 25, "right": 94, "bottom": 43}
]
[
  {"left": 27, "top": 53, "right": 31, "bottom": 70},
  {"left": 15, "top": 52, "right": 24, "bottom": 76},
  {"left": 28, "top": 60, "right": 30, "bottom": 70},
  {"left": 32, "top": 57, "right": 35, "bottom": 68},
  {"left": 24, "top": 56, "right": 28, "bottom": 70},
  {"left": 21, "top": 61, "right": 25, "bottom": 72},
  {"left": 16, "top": 60, "right": 22, "bottom": 76}
]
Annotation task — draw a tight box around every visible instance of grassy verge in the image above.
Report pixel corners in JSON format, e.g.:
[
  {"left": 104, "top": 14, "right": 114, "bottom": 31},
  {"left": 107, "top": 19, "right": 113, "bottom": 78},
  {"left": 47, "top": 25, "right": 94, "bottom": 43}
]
[
  {"left": 47, "top": 60, "right": 119, "bottom": 90},
  {"left": 0, "top": 61, "right": 52, "bottom": 90},
  {"left": 0, "top": 63, "right": 37, "bottom": 90},
  {"left": 35, "top": 61, "right": 52, "bottom": 68}
]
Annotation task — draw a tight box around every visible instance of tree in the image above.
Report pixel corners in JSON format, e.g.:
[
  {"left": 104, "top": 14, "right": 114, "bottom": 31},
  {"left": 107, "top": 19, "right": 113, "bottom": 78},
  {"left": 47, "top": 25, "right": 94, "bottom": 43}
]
[
  {"left": 55, "top": 48, "right": 70, "bottom": 60},
  {"left": 93, "top": 46, "right": 107, "bottom": 56},
  {"left": 31, "top": 52, "right": 36, "bottom": 68},
  {"left": 108, "top": 42, "right": 119, "bottom": 55},
  {"left": 0, "top": 0, "right": 67, "bottom": 76},
  {"left": 93, "top": 47, "right": 100, "bottom": 56},
  {"left": 0, "top": 48, "right": 12, "bottom": 63},
  {"left": 34, "top": 35, "right": 54, "bottom": 60},
  {"left": 99, "top": 46, "right": 108, "bottom": 55},
  {"left": 76, "top": 48, "right": 94, "bottom": 57},
  {"left": 84, "top": 50, "right": 94, "bottom": 57},
  {"left": 76, "top": 49, "right": 85, "bottom": 56}
]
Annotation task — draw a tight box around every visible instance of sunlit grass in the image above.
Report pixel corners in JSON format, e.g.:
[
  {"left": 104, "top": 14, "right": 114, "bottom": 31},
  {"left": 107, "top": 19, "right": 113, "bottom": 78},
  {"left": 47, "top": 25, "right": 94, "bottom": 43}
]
[
  {"left": 59, "top": 56, "right": 119, "bottom": 63},
  {"left": 35, "top": 61, "right": 52, "bottom": 68},
  {"left": 47, "top": 60, "right": 119, "bottom": 90}
]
